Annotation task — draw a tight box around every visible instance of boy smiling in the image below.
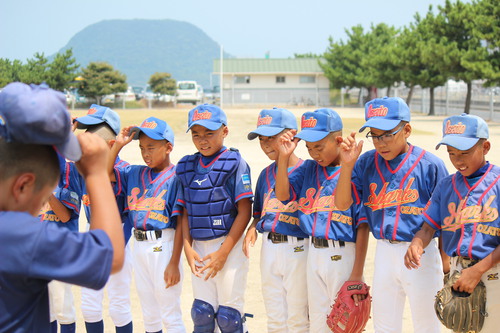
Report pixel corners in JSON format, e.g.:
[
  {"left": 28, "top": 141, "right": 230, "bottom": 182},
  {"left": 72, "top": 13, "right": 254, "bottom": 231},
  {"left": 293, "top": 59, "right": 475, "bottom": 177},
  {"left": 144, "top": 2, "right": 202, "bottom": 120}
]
[
  {"left": 405, "top": 113, "right": 500, "bottom": 332},
  {"left": 335, "top": 97, "right": 448, "bottom": 333}
]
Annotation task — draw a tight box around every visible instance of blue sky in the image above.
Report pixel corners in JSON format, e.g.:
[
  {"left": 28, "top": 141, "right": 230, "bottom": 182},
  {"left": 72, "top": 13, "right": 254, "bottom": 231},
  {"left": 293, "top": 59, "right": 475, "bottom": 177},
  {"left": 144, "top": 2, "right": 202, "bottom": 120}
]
[{"left": 1, "top": 0, "right": 451, "bottom": 61}]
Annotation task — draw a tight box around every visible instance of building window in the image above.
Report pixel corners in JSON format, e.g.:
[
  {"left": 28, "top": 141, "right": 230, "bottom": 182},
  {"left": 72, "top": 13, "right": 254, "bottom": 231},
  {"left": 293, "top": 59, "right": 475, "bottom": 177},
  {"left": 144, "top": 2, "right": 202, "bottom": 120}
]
[
  {"left": 235, "top": 76, "right": 251, "bottom": 84},
  {"left": 276, "top": 76, "right": 286, "bottom": 83},
  {"left": 300, "top": 75, "right": 316, "bottom": 84}
]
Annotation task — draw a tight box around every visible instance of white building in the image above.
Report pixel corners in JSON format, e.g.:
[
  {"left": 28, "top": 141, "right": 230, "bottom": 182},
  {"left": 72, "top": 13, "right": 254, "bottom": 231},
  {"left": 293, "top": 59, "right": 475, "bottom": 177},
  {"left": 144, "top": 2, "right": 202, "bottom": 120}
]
[{"left": 213, "top": 58, "right": 330, "bottom": 106}]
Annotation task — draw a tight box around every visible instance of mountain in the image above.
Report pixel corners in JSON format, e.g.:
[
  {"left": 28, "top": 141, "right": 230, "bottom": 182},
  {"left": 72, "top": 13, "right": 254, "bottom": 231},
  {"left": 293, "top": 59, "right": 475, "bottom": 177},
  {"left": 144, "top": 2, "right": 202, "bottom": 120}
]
[{"left": 55, "top": 19, "right": 230, "bottom": 88}]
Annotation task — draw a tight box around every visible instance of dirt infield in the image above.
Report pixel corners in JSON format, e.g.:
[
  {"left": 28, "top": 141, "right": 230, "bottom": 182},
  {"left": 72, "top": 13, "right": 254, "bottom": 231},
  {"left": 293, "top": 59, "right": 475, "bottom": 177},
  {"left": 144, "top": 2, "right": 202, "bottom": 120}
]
[{"left": 70, "top": 106, "right": 498, "bottom": 332}]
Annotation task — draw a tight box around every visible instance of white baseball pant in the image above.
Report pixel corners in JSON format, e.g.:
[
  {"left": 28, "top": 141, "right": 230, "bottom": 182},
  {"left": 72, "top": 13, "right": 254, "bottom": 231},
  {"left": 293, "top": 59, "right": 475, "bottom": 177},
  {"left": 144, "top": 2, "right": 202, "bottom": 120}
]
[
  {"left": 133, "top": 228, "right": 185, "bottom": 333},
  {"left": 372, "top": 239, "right": 443, "bottom": 333},
  {"left": 451, "top": 256, "right": 500, "bottom": 333},
  {"left": 81, "top": 242, "right": 133, "bottom": 326},
  {"left": 48, "top": 280, "right": 76, "bottom": 324},
  {"left": 307, "top": 240, "right": 355, "bottom": 333},
  {"left": 192, "top": 236, "right": 249, "bottom": 330},
  {"left": 260, "top": 232, "right": 309, "bottom": 333}
]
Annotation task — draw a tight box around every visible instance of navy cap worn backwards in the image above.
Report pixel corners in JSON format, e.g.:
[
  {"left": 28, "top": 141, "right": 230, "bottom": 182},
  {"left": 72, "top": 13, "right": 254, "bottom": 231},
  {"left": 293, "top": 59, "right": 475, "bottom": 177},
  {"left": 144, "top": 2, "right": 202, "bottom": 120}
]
[
  {"left": 247, "top": 107, "right": 297, "bottom": 140},
  {"left": 130, "top": 117, "right": 174, "bottom": 144},
  {"left": 0, "top": 82, "right": 82, "bottom": 161},
  {"left": 360, "top": 96, "right": 410, "bottom": 132},
  {"left": 187, "top": 104, "right": 227, "bottom": 132},
  {"left": 436, "top": 113, "right": 489, "bottom": 151},
  {"left": 295, "top": 108, "right": 343, "bottom": 142},
  {"left": 76, "top": 104, "right": 121, "bottom": 135}
]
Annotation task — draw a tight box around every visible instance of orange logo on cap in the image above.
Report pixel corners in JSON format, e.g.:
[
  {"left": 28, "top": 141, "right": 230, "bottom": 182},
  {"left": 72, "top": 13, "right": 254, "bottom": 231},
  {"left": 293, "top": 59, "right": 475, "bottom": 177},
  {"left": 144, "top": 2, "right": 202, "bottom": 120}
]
[
  {"left": 367, "top": 104, "right": 388, "bottom": 118},
  {"left": 257, "top": 115, "right": 272, "bottom": 126},
  {"left": 192, "top": 109, "right": 212, "bottom": 121},
  {"left": 301, "top": 116, "right": 317, "bottom": 128},
  {"left": 445, "top": 120, "right": 466, "bottom": 134},
  {"left": 88, "top": 107, "right": 98, "bottom": 115},
  {"left": 141, "top": 120, "right": 158, "bottom": 129}
]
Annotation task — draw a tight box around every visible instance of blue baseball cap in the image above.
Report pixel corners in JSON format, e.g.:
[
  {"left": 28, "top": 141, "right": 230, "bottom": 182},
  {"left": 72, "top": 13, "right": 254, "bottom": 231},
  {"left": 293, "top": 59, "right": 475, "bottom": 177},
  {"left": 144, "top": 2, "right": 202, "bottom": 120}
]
[
  {"left": 436, "top": 113, "right": 489, "bottom": 150},
  {"left": 187, "top": 104, "right": 227, "bottom": 132},
  {"left": 76, "top": 104, "right": 121, "bottom": 135},
  {"left": 247, "top": 107, "right": 297, "bottom": 140},
  {"left": 130, "top": 117, "right": 174, "bottom": 144},
  {"left": 360, "top": 97, "right": 410, "bottom": 132},
  {"left": 295, "top": 108, "right": 343, "bottom": 142},
  {"left": 0, "top": 82, "right": 82, "bottom": 161}
]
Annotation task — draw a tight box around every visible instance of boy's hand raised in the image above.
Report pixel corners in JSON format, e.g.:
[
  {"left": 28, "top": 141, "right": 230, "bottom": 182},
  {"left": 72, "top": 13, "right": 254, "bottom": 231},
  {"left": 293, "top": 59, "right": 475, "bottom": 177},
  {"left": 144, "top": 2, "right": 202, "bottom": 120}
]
[
  {"left": 75, "top": 132, "right": 109, "bottom": 178},
  {"left": 116, "top": 126, "right": 135, "bottom": 147},
  {"left": 277, "top": 129, "right": 299, "bottom": 159},
  {"left": 340, "top": 132, "right": 363, "bottom": 169}
]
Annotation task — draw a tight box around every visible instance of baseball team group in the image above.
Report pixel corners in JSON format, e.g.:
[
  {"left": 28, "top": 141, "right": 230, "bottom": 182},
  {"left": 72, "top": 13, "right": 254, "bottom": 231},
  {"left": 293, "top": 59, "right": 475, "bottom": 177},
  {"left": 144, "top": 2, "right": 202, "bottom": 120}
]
[{"left": 0, "top": 81, "right": 499, "bottom": 333}]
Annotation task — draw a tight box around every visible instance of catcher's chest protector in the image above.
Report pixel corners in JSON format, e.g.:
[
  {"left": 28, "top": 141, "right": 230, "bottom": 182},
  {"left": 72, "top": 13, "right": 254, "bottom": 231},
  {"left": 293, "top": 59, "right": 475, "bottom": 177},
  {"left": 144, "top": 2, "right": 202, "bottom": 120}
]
[{"left": 177, "top": 150, "right": 240, "bottom": 240}]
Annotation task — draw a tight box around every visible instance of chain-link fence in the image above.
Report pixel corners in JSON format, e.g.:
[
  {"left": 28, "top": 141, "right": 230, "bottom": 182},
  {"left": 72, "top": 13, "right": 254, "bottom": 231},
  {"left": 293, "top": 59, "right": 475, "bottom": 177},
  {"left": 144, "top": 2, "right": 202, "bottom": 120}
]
[{"left": 335, "top": 82, "right": 500, "bottom": 121}]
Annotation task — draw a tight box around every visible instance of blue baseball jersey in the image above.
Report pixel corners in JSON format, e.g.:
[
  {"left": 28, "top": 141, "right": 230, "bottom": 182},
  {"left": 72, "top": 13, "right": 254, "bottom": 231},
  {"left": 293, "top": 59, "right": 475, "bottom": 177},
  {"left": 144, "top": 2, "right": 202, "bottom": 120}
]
[
  {"left": 177, "top": 147, "right": 254, "bottom": 235},
  {"left": 0, "top": 211, "right": 113, "bottom": 332},
  {"left": 39, "top": 161, "right": 82, "bottom": 231},
  {"left": 424, "top": 163, "right": 500, "bottom": 260},
  {"left": 83, "top": 157, "right": 131, "bottom": 242},
  {"left": 289, "top": 160, "right": 364, "bottom": 242},
  {"left": 253, "top": 160, "right": 308, "bottom": 238},
  {"left": 352, "top": 144, "right": 448, "bottom": 241},
  {"left": 115, "top": 163, "right": 181, "bottom": 231}
]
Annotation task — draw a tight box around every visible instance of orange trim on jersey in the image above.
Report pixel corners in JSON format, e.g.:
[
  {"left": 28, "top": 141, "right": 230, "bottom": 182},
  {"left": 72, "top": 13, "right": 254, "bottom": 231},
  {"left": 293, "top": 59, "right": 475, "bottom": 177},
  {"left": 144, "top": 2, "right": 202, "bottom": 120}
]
[{"left": 391, "top": 149, "right": 425, "bottom": 240}]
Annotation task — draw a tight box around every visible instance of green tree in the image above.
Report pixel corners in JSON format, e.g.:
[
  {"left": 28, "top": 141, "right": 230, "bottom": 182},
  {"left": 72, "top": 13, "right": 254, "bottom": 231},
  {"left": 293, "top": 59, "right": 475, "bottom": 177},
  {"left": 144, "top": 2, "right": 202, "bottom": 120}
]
[
  {"left": 9, "top": 59, "right": 27, "bottom": 83},
  {"left": 408, "top": 8, "right": 449, "bottom": 115},
  {"left": 0, "top": 59, "right": 14, "bottom": 87},
  {"left": 46, "top": 49, "right": 79, "bottom": 91},
  {"left": 78, "top": 62, "right": 127, "bottom": 104},
  {"left": 434, "top": 0, "right": 493, "bottom": 113},
  {"left": 362, "top": 23, "right": 400, "bottom": 97},
  {"left": 21, "top": 52, "right": 48, "bottom": 84},
  {"left": 474, "top": 0, "right": 500, "bottom": 86},
  {"left": 0, "top": 58, "right": 30, "bottom": 86},
  {"left": 394, "top": 25, "right": 422, "bottom": 104},
  {"left": 148, "top": 72, "right": 176, "bottom": 97},
  {"left": 321, "top": 25, "right": 369, "bottom": 103},
  {"left": 321, "top": 23, "right": 399, "bottom": 103}
]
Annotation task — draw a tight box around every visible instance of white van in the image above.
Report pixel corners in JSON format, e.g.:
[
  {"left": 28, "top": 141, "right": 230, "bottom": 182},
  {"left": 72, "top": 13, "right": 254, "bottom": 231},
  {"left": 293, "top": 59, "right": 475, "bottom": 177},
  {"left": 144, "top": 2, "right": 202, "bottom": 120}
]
[{"left": 176, "top": 81, "right": 204, "bottom": 105}]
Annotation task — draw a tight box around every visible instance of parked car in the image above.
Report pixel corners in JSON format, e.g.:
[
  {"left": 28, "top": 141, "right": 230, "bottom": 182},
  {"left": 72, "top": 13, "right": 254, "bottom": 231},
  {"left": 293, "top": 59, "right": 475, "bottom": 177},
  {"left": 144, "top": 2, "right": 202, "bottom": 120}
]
[
  {"left": 142, "top": 85, "right": 159, "bottom": 100},
  {"left": 176, "top": 81, "right": 204, "bottom": 105}
]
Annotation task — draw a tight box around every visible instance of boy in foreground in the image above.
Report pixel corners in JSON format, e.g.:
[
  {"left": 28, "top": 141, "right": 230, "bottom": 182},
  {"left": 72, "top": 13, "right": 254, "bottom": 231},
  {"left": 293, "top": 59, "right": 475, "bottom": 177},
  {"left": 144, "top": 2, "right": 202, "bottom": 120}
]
[{"left": 0, "top": 83, "right": 124, "bottom": 332}]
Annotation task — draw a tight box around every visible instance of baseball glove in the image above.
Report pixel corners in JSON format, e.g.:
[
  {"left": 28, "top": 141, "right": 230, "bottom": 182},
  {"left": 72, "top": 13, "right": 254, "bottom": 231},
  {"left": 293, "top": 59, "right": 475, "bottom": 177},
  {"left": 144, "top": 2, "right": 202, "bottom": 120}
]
[
  {"left": 327, "top": 281, "right": 371, "bottom": 333},
  {"left": 434, "top": 271, "right": 487, "bottom": 333}
]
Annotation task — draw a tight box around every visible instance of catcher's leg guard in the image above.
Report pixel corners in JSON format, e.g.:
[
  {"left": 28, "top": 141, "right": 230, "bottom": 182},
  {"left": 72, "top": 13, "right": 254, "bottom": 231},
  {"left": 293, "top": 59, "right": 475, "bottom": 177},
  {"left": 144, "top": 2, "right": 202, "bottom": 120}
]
[
  {"left": 191, "top": 299, "right": 216, "bottom": 333},
  {"left": 216, "top": 306, "right": 245, "bottom": 333}
]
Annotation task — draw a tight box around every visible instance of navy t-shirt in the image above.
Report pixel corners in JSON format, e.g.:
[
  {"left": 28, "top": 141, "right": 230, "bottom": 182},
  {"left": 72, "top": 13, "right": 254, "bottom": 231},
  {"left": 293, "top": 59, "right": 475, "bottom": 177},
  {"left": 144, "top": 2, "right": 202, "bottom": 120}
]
[{"left": 0, "top": 211, "right": 113, "bottom": 332}]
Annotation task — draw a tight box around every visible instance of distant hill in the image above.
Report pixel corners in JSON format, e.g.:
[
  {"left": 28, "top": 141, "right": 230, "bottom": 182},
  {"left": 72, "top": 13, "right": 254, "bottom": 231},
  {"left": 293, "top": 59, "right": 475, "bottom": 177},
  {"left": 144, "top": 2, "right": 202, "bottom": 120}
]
[{"left": 55, "top": 19, "right": 230, "bottom": 88}]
